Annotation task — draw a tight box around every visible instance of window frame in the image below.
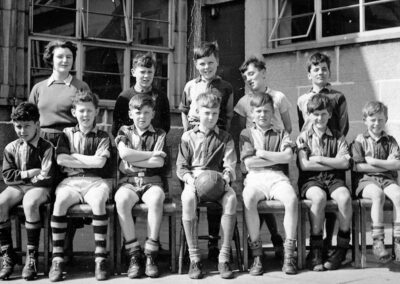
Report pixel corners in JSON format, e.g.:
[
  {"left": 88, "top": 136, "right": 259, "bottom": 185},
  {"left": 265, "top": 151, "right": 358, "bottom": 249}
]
[
  {"left": 28, "top": 0, "right": 175, "bottom": 106},
  {"left": 267, "top": 0, "right": 400, "bottom": 52}
]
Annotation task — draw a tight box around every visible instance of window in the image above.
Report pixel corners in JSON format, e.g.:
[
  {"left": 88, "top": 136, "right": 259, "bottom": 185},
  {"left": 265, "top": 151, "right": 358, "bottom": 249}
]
[
  {"left": 29, "top": 0, "right": 173, "bottom": 102},
  {"left": 269, "top": 0, "right": 400, "bottom": 46}
]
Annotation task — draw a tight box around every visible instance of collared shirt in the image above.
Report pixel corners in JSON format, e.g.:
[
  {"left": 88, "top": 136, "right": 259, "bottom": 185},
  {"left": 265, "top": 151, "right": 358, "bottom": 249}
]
[
  {"left": 351, "top": 131, "right": 400, "bottom": 180},
  {"left": 56, "top": 125, "right": 111, "bottom": 177},
  {"left": 176, "top": 126, "right": 237, "bottom": 181},
  {"left": 297, "top": 84, "right": 349, "bottom": 136},
  {"left": 239, "top": 125, "right": 293, "bottom": 173},
  {"left": 179, "top": 76, "right": 234, "bottom": 129},
  {"left": 47, "top": 74, "right": 73, "bottom": 87},
  {"left": 115, "top": 124, "right": 166, "bottom": 177},
  {"left": 234, "top": 87, "right": 291, "bottom": 130},
  {"left": 296, "top": 126, "right": 349, "bottom": 158},
  {"left": 2, "top": 131, "right": 55, "bottom": 187}
]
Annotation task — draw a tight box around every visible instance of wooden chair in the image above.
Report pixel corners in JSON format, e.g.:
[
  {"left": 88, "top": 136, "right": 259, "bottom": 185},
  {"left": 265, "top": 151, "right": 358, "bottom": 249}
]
[
  {"left": 299, "top": 199, "right": 361, "bottom": 269},
  {"left": 178, "top": 202, "right": 243, "bottom": 274},
  {"left": 242, "top": 200, "right": 303, "bottom": 270},
  {"left": 13, "top": 203, "right": 52, "bottom": 275}
]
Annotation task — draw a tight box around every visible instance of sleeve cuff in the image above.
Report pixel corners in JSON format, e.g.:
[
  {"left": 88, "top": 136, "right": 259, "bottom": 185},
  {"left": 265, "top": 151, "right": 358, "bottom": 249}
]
[{"left": 21, "top": 171, "right": 29, "bottom": 179}]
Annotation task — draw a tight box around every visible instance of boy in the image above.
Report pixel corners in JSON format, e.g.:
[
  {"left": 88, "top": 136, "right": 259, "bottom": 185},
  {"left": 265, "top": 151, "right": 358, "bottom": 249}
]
[
  {"left": 1, "top": 102, "right": 55, "bottom": 280},
  {"left": 114, "top": 94, "right": 166, "bottom": 278},
  {"left": 297, "top": 52, "right": 350, "bottom": 255},
  {"left": 48, "top": 91, "right": 112, "bottom": 281},
  {"left": 297, "top": 94, "right": 352, "bottom": 271},
  {"left": 176, "top": 92, "right": 237, "bottom": 279},
  {"left": 352, "top": 101, "right": 400, "bottom": 263},
  {"left": 240, "top": 93, "right": 298, "bottom": 276},
  {"left": 179, "top": 41, "right": 234, "bottom": 260},
  {"left": 112, "top": 52, "right": 170, "bottom": 137},
  {"left": 235, "top": 56, "right": 290, "bottom": 257}
]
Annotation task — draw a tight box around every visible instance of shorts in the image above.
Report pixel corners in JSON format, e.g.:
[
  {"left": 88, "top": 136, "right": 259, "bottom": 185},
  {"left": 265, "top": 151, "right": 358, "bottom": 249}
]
[
  {"left": 244, "top": 170, "right": 292, "bottom": 200},
  {"left": 55, "top": 177, "right": 110, "bottom": 203},
  {"left": 356, "top": 175, "right": 397, "bottom": 197},
  {"left": 118, "top": 175, "right": 163, "bottom": 199},
  {"left": 300, "top": 174, "right": 346, "bottom": 198}
]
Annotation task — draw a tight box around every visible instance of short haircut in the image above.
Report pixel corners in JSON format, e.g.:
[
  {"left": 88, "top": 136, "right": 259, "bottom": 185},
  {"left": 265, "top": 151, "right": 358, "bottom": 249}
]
[
  {"left": 196, "top": 91, "right": 221, "bottom": 109},
  {"left": 307, "top": 94, "right": 333, "bottom": 114},
  {"left": 129, "top": 93, "right": 155, "bottom": 110},
  {"left": 239, "top": 56, "right": 266, "bottom": 74},
  {"left": 362, "top": 101, "right": 388, "bottom": 120},
  {"left": 72, "top": 90, "right": 99, "bottom": 109},
  {"left": 43, "top": 40, "right": 77, "bottom": 67},
  {"left": 132, "top": 52, "right": 156, "bottom": 69},
  {"left": 11, "top": 102, "right": 40, "bottom": 122},
  {"left": 250, "top": 93, "right": 274, "bottom": 111},
  {"left": 193, "top": 41, "right": 219, "bottom": 61},
  {"left": 307, "top": 52, "right": 331, "bottom": 73}
]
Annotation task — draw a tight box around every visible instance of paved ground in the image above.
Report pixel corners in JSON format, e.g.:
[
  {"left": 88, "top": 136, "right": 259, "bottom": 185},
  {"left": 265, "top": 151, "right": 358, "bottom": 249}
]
[{"left": 5, "top": 209, "right": 400, "bottom": 284}]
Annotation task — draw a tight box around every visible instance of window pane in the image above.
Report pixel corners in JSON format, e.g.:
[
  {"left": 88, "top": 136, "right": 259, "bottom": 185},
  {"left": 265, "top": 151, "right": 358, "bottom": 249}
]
[
  {"left": 33, "top": 2, "right": 76, "bottom": 36},
  {"left": 286, "top": 0, "right": 314, "bottom": 16},
  {"left": 322, "top": 7, "right": 359, "bottom": 37},
  {"left": 322, "top": 0, "right": 359, "bottom": 10},
  {"left": 134, "top": 0, "right": 169, "bottom": 21},
  {"left": 83, "top": 73, "right": 123, "bottom": 100},
  {"left": 84, "top": 0, "right": 124, "bottom": 16},
  {"left": 275, "top": 15, "right": 315, "bottom": 44},
  {"left": 31, "top": 40, "right": 50, "bottom": 69},
  {"left": 132, "top": 19, "right": 169, "bottom": 46},
  {"left": 83, "top": 0, "right": 126, "bottom": 40},
  {"left": 153, "top": 78, "right": 168, "bottom": 95},
  {"left": 85, "top": 14, "right": 127, "bottom": 40},
  {"left": 130, "top": 51, "right": 168, "bottom": 87},
  {"left": 31, "top": 69, "right": 53, "bottom": 88},
  {"left": 85, "top": 46, "right": 124, "bottom": 73},
  {"left": 365, "top": 1, "right": 400, "bottom": 31}
]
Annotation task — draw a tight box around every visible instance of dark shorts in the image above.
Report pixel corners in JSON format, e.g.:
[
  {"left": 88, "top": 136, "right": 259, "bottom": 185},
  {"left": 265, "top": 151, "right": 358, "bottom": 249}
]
[
  {"left": 300, "top": 175, "right": 346, "bottom": 198},
  {"left": 356, "top": 175, "right": 397, "bottom": 197},
  {"left": 118, "top": 175, "right": 164, "bottom": 199}
]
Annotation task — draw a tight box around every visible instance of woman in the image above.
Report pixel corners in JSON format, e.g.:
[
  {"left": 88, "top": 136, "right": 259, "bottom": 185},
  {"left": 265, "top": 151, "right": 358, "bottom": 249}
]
[{"left": 29, "top": 40, "right": 90, "bottom": 145}]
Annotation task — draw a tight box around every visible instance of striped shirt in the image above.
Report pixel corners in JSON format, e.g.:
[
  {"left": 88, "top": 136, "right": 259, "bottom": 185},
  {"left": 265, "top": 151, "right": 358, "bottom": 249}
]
[
  {"left": 352, "top": 131, "right": 400, "bottom": 180},
  {"left": 115, "top": 124, "right": 166, "bottom": 177},
  {"left": 176, "top": 126, "right": 236, "bottom": 181},
  {"left": 239, "top": 126, "right": 293, "bottom": 173},
  {"left": 56, "top": 125, "right": 111, "bottom": 177},
  {"left": 2, "top": 133, "right": 55, "bottom": 187}
]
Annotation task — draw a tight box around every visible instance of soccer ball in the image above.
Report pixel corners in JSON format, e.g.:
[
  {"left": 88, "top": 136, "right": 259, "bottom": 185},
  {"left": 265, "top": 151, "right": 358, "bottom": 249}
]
[{"left": 195, "top": 170, "right": 226, "bottom": 203}]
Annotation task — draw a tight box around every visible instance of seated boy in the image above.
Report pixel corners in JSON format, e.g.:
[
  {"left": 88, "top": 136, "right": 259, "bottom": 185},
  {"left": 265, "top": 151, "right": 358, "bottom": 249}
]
[
  {"left": 177, "top": 92, "right": 237, "bottom": 279},
  {"left": 352, "top": 101, "right": 400, "bottom": 263},
  {"left": 1, "top": 102, "right": 55, "bottom": 280},
  {"left": 240, "top": 93, "right": 298, "bottom": 275},
  {"left": 114, "top": 93, "right": 166, "bottom": 278},
  {"left": 297, "top": 94, "right": 352, "bottom": 271},
  {"left": 48, "top": 91, "right": 112, "bottom": 281}
]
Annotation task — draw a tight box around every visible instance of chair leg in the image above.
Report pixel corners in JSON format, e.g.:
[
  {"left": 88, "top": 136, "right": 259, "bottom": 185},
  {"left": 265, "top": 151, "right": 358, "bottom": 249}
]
[
  {"left": 115, "top": 216, "right": 122, "bottom": 275},
  {"left": 178, "top": 222, "right": 186, "bottom": 274},
  {"left": 297, "top": 201, "right": 303, "bottom": 270},
  {"left": 360, "top": 206, "right": 367, "bottom": 268},
  {"left": 353, "top": 201, "right": 361, "bottom": 268},
  {"left": 242, "top": 209, "right": 248, "bottom": 271},
  {"left": 300, "top": 203, "right": 307, "bottom": 270},
  {"left": 233, "top": 221, "right": 242, "bottom": 271},
  {"left": 43, "top": 204, "right": 51, "bottom": 275},
  {"left": 108, "top": 209, "right": 115, "bottom": 275},
  {"left": 170, "top": 213, "right": 177, "bottom": 273}
]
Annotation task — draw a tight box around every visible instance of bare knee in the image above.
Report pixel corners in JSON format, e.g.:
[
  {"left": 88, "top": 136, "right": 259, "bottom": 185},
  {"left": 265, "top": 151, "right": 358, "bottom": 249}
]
[
  {"left": 115, "top": 190, "right": 138, "bottom": 214},
  {"left": 242, "top": 186, "right": 259, "bottom": 208},
  {"left": 222, "top": 191, "right": 237, "bottom": 215},
  {"left": 145, "top": 191, "right": 165, "bottom": 209}
]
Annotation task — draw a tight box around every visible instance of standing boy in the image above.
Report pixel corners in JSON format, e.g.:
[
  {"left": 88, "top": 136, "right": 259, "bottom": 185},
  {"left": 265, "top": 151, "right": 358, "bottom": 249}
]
[
  {"left": 48, "top": 91, "right": 112, "bottom": 281},
  {"left": 112, "top": 52, "right": 170, "bottom": 136},
  {"left": 240, "top": 93, "right": 298, "bottom": 276},
  {"left": 114, "top": 94, "right": 166, "bottom": 278},
  {"left": 1, "top": 102, "right": 55, "bottom": 280},
  {"left": 352, "top": 101, "right": 400, "bottom": 263},
  {"left": 179, "top": 42, "right": 234, "bottom": 259},
  {"left": 297, "top": 94, "right": 352, "bottom": 271},
  {"left": 177, "top": 92, "right": 237, "bottom": 279},
  {"left": 234, "top": 56, "right": 290, "bottom": 257},
  {"left": 297, "top": 52, "right": 350, "bottom": 254}
]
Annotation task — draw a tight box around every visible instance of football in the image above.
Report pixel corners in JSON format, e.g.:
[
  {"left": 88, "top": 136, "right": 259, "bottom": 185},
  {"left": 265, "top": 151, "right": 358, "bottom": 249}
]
[{"left": 194, "top": 170, "right": 226, "bottom": 203}]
